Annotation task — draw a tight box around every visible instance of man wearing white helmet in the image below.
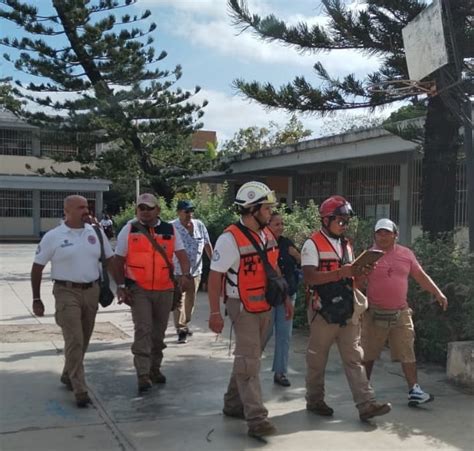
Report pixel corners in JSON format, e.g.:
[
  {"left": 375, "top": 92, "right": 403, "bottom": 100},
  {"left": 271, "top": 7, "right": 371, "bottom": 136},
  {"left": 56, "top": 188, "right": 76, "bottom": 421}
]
[
  {"left": 207, "top": 181, "right": 293, "bottom": 439},
  {"left": 360, "top": 218, "right": 448, "bottom": 407}
]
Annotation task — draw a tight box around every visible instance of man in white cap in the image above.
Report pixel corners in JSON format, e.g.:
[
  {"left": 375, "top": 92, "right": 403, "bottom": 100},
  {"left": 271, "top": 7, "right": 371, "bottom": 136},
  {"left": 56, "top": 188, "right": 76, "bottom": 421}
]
[
  {"left": 360, "top": 218, "right": 448, "bottom": 407},
  {"left": 115, "top": 193, "right": 191, "bottom": 393}
]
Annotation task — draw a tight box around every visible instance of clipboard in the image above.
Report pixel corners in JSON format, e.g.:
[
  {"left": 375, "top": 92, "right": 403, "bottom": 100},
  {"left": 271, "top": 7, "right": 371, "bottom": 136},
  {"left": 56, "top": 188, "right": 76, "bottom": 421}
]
[{"left": 353, "top": 249, "right": 385, "bottom": 268}]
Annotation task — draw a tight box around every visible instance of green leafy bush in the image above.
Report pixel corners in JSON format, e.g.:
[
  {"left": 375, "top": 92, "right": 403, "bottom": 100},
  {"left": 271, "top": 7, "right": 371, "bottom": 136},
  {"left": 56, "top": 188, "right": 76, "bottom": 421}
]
[{"left": 408, "top": 235, "right": 474, "bottom": 364}]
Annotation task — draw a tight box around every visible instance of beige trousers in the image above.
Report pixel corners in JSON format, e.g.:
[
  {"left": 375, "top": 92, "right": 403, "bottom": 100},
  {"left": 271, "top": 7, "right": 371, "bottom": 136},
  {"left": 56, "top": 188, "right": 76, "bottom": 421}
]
[
  {"left": 53, "top": 283, "right": 100, "bottom": 395},
  {"left": 224, "top": 298, "right": 272, "bottom": 427},
  {"left": 306, "top": 312, "right": 375, "bottom": 410},
  {"left": 173, "top": 275, "right": 201, "bottom": 331},
  {"left": 130, "top": 285, "right": 173, "bottom": 376}
]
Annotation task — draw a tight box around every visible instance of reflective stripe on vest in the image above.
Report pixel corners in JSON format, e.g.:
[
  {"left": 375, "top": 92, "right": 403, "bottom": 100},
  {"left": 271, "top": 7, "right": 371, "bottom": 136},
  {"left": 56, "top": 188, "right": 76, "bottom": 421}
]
[
  {"left": 125, "top": 222, "right": 176, "bottom": 291},
  {"left": 225, "top": 224, "right": 279, "bottom": 313},
  {"left": 310, "top": 231, "right": 343, "bottom": 273}
]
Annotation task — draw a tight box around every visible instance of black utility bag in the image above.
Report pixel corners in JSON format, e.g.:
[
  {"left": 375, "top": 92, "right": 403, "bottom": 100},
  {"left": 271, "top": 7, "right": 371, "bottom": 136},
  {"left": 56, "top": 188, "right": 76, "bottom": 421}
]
[
  {"left": 316, "top": 280, "right": 354, "bottom": 326},
  {"left": 315, "top": 238, "right": 354, "bottom": 326},
  {"left": 235, "top": 222, "right": 288, "bottom": 307},
  {"left": 132, "top": 221, "right": 182, "bottom": 311},
  {"left": 92, "top": 225, "right": 115, "bottom": 308}
]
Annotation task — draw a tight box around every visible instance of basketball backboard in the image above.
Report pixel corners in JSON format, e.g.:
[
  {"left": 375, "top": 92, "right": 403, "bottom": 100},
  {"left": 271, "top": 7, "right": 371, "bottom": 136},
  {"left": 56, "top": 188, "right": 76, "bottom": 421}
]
[{"left": 402, "top": 0, "right": 449, "bottom": 81}]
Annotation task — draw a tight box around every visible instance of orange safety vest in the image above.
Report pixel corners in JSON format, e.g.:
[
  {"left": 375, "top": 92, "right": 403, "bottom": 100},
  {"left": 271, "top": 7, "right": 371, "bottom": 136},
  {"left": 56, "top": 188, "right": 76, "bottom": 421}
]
[
  {"left": 125, "top": 221, "right": 176, "bottom": 291},
  {"left": 310, "top": 231, "right": 346, "bottom": 273},
  {"left": 309, "top": 230, "right": 354, "bottom": 325},
  {"left": 226, "top": 223, "right": 279, "bottom": 313}
]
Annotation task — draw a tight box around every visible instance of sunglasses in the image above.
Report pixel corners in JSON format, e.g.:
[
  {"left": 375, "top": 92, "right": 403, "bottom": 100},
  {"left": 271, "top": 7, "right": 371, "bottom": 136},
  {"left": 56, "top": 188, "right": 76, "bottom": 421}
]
[
  {"left": 138, "top": 205, "right": 155, "bottom": 211},
  {"left": 336, "top": 218, "right": 350, "bottom": 226}
]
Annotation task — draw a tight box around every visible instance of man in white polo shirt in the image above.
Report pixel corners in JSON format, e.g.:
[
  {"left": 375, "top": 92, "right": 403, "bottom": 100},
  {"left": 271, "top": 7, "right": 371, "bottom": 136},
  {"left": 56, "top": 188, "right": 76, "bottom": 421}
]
[{"left": 31, "top": 195, "right": 114, "bottom": 408}]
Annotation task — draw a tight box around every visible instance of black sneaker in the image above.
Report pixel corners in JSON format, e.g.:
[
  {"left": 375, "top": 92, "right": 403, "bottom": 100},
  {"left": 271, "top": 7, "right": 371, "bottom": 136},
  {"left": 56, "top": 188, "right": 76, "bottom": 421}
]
[
  {"left": 75, "top": 392, "right": 92, "bottom": 408},
  {"left": 274, "top": 373, "right": 291, "bottom": 387},
  {"left": 150, "top": 369, "right": 166, "bottom": 384},
  {"left": 178, "top": 331, "right": 187, "bottom": 344},
  {"left": 138, "top": 375, "right": 152, "bottom": 393}
]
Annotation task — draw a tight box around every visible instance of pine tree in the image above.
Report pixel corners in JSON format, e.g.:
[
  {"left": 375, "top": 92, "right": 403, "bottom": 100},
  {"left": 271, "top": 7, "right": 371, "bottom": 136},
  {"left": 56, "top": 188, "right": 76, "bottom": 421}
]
[
  {"left": 228, "top": 0, "right": 473, "bottom": 237},
  {"left": 0, "top": 0, "right": 207, "bottom": 199}
]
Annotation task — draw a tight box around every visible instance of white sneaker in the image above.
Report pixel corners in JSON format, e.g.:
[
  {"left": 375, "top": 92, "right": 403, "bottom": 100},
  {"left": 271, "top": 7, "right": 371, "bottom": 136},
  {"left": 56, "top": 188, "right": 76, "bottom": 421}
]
[{"left": 408, "top": 383, "right": 434, "bottom": 406}]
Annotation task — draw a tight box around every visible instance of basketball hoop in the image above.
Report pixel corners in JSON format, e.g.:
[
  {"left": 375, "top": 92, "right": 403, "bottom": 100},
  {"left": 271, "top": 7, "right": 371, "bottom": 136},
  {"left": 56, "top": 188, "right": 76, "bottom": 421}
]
[{"left": 368, "top": 79, "right": 437, "bottom": 98}]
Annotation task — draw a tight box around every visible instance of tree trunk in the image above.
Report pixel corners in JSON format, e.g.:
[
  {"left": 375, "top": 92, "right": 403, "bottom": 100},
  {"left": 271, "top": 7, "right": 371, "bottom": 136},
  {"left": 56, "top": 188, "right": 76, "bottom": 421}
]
[{"left": 421, "top": 95, "right": 461, "bottom": 237}]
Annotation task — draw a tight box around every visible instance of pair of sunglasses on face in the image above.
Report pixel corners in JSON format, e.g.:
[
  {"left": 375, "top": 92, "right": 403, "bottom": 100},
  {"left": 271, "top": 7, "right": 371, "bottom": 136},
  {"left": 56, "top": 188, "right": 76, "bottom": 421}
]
[
  {"left": 138, "top": 204, "right": 156, "bottom": 211},
  {"left": 335, "top": 218, "right": 350, "bottom": 226}
]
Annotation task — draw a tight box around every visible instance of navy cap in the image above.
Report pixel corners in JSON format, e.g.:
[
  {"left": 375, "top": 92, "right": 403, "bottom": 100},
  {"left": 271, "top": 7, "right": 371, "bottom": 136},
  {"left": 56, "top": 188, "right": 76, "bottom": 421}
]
[{"left": 177, "top": 200, "right": 194, "bottom": 211}]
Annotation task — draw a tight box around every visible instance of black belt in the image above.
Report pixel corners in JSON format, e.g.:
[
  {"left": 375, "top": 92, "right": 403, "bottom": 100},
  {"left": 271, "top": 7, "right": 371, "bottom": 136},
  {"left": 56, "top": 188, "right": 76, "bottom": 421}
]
[{"left": 54, "top": 280, "right": 99, "bottom": 289}]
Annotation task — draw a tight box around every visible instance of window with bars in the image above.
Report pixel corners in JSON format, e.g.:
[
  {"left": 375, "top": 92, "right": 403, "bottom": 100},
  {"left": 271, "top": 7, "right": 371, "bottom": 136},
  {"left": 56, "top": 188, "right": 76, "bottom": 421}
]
[
  {"left": 0, "top": 129, "right": 33, "bottom": 156},
  {"left": 40, "top": 191, "right": 96, "bottom": 218},
  {"left": 294, "top": 171, "right": 338, "bottom": 206},
  {"left": 0, "top": 190, "right": 33, "bottom": 217},
  {"left": 40, "top": 131, "right": 78, "bottom": 158},
  {"left": 343, "top": 165, "right": 400, "bottom": 223}
]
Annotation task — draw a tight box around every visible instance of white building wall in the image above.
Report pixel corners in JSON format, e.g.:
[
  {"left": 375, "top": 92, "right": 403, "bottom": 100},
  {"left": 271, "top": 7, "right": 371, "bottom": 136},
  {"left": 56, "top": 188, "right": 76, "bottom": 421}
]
[{"left": 0, "top": 218, "right": 34, "bottom": 236}]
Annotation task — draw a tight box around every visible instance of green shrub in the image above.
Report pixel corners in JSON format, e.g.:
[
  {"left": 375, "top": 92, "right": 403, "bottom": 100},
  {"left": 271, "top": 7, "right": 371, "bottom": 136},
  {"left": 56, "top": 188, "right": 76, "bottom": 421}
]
[{"left": 408, "top": 235, "right": 474, "bottom": 364}]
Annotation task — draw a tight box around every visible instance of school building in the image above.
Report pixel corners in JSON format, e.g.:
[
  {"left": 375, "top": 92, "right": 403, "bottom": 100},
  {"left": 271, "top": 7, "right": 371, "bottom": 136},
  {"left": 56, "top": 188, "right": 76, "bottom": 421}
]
[
  {"left": 0, "top": 110, "right": 111, "bottom": 239},
  {"left": 197, "top": 122, "right": 468, "bottom": 245}
]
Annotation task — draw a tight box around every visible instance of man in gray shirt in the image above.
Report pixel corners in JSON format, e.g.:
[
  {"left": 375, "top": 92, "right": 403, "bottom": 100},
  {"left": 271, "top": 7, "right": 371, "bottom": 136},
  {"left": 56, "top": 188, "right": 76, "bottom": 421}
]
[{"left": 172, "top": 200, "right": 213, "bottom": 343}]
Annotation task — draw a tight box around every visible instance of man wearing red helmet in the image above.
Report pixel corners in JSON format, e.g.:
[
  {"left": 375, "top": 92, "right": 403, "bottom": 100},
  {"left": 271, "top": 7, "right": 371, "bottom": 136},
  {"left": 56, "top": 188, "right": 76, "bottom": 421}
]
[{"left": 301, "top": 195, "right": 391, "bottom": 421}]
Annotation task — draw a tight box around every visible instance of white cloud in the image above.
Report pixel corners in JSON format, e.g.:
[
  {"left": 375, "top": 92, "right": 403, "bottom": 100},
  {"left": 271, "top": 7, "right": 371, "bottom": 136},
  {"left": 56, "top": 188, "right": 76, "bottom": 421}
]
[
  {"left": 193, "top": 88, "right": 402, "bottom": 144},
  {"left": 156, "top": 1, "right": 381, "bottom": 75},
  {"left": 193, "top": 87, "right": 322, "bottom": 143}
]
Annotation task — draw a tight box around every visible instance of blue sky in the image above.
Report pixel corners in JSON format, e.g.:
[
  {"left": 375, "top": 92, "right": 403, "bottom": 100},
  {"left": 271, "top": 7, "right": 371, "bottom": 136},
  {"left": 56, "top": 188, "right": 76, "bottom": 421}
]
[{"left": 0, "top": 0, "right": 393, "bottom": 143}]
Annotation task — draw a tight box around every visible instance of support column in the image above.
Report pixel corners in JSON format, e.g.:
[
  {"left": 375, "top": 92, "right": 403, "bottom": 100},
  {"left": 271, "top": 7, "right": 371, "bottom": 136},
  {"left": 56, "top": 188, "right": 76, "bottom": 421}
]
[
  {"left": 399, "top": 157, "right": 412, "bottom": 245},
  {"left": 337, "top": 167, "right": 344, "bottom": 194},
  {"left": 32, "top": 190, "right": 41, "bottom": 238},
  {"left": 287, "top": 176, "right": 293, "bottom": 206},
  {"left": 31, "top": 131, "right": 41, "bottom": 156},
  {"left": 95, "top": 191, "right": 103, "bottom": 217}
]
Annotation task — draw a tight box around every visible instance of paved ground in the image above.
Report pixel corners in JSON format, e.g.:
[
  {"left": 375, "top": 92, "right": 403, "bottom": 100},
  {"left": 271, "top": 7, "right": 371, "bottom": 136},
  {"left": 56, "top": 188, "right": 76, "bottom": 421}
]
[{"left": 1, "top": 243, "right": 473, "bottom": 450}]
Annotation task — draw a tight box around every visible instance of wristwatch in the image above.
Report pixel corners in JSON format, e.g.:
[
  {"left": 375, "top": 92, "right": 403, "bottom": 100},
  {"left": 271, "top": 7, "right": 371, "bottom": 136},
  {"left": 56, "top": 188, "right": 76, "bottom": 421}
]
[{"left": 117, "top": 284, "right": 126, "bottom": 289}]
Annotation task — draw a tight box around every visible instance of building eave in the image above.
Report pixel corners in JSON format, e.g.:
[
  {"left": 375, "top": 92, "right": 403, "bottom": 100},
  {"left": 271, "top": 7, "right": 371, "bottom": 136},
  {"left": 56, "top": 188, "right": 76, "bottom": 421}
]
[{"left": 0, "top": 175, "right": 111, "bottom": 191}]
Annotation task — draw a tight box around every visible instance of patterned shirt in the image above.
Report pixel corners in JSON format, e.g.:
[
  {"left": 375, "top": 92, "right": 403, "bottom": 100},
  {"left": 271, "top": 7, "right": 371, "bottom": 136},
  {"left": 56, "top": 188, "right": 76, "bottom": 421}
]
[{"left": 172, "top": 218, "right": 210, "bottom": 276}]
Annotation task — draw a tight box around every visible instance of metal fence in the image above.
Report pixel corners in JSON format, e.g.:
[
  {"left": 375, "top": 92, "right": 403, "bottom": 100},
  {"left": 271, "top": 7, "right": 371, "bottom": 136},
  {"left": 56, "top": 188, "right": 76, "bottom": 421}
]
[
  {"left": 343, "top": 164, "right": 401, "bottom": 223},
  {"left": 411, "top": 158, "right": 467, "bottom": 226},
  {"left": 40, "top": 131, "right": 78, "bottom": 158},
  {"left": 0, "top": 190, "right": 33, "bottom": 217},
  {"left": 40, "top": 191, "right": 96, "bottom": 218},
  {"left": 0, "top": 129, "right": 32, "bottom": 156},
  {"left": 294, "top": 171, "right": 338, "bottom": 206}
]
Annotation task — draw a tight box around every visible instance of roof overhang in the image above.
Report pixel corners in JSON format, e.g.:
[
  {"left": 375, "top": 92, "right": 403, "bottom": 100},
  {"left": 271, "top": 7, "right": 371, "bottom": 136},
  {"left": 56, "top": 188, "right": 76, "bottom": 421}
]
[
  {"left": 0, "top": 175, "right": 111, "bottom": 191},
  {"left": 194, "top": 126, "right": 419, "bottom": 183}
]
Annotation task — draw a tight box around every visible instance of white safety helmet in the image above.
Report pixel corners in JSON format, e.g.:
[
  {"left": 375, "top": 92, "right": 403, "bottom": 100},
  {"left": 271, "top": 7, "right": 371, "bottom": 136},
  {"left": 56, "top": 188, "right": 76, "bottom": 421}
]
[{"left": 234, "top": 181, "right": 277, "bottom": 209}]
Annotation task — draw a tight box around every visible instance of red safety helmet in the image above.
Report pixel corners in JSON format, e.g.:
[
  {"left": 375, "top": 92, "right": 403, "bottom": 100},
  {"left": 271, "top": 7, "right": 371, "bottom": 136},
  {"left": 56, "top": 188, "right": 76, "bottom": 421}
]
[{"left": 319, "top": 195, "right": 354, "bottom": 218}]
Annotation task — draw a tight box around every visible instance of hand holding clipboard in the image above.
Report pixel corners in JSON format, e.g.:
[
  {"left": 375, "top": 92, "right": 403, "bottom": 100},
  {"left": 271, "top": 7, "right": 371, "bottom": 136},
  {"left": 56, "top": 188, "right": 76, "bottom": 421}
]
[{"left": 352, "top": 249, "right": 385, "bottom": 276}]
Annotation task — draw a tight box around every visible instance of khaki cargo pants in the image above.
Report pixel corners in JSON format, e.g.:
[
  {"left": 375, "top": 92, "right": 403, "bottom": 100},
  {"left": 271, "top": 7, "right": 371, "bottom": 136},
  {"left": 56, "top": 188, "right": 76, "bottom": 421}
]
[
  {"left": 173, "top": 275, "right": 201, "bottom": 331},
  {"left": 53, "top": 283, "right": 100, "bottom": 395},
  {"left": 224, "top": 298, "right": 272, "bottom": 428},
  {"left": 130, "top": 285, "right": 173, "bottom": 376},
  {"left": 306, "top": 313, "right": 376, "bottom": 410}
]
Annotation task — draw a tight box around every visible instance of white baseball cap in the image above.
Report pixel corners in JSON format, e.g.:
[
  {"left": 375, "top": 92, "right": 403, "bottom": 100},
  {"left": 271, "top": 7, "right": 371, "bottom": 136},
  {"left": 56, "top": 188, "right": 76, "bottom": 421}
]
[{"left": 374, "top": 218, "right": 398, "bottom": 233}]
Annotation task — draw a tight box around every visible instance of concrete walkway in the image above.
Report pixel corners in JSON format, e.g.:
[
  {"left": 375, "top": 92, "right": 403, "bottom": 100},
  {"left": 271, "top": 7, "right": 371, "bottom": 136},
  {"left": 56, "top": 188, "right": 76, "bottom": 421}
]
[{"left": 1, "top": 243, "right": 473, "bottom": 450}]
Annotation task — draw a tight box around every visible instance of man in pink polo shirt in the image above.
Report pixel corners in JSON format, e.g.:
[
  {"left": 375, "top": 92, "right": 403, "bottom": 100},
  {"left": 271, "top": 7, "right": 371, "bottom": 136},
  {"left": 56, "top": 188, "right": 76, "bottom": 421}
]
[{"left": 361, "top": 219, "right": 448, "bottom": 407}]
